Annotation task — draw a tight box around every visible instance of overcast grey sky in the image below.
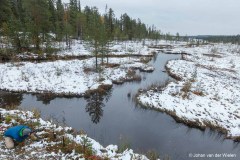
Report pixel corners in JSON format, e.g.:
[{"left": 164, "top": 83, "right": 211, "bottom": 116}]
[{"left": 63, "top": 0, "right": 240, "bottom": 35}]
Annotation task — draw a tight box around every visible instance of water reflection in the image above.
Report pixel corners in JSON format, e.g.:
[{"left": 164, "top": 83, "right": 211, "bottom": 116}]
[
  {"left": 10, "top": 54, "right": 240, "bottom": 159},
  {"left": 0, "top": 91, "right": 23, "bottom": 108},
  {"left": 152, "top": 53, "right": 158, "bottom": 62},
  {"left": 85, "top": 88, "right": 112, "bottom": 124},
  {"left": 233, "top": 142, "right": 240, "bottom": 150},
  {"left": 35, "top": 93, "right": 57, "bottom": 105}
]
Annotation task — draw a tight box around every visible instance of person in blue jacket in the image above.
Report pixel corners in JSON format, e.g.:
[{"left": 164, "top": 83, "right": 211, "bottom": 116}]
[{"left": 4, "top": 125, "right": 32, "bottom": 149}]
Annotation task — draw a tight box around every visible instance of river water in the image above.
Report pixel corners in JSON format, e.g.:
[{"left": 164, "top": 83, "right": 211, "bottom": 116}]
[{"left": 1, "top": 53, "right": 239, "bottom": 159}]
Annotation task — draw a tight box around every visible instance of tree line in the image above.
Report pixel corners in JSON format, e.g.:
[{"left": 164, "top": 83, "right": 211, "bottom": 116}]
[
  {"left": 0, "top": 0, "right": 161, "bottom": 56},
  {"left": 194, "top": 35, "right": 240, "bottom": 44}
]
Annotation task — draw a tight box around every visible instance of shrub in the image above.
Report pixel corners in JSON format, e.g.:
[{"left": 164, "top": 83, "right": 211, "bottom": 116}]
[
  {"left": 181, "top": 81, "right": 192, "bottom": 99},
  {"left": 126, "top": 69, "right": 136, "bottom": 77},
  {"left": 117, "top": 137, "right": 131, "bottom": 153},
  {"left": 5, "top": 115, "right": 12, "bottom": 124},
  {"left": 146, "top": 150, "right": 160, "bottom": 160},
  {"left": 140, "top": 57, "right": 152, "bottom": 64},
  {"left": 181, "top": 81, "right": 192, "bottom": 93},
  {"left": 83, "top": 67, "right": 95, "bottom": 74},
  {"left": 81, "top": 136, "right": 94, "bottom": 158},
  {"left": 125, "top": 69, "right": 141, "bottom": 82},
  {"left": 87, "top": 155, "right": 104, "bottom": 160},
  {"left": 32, "top": 108, "right": 41, "bottom": 119},
  {"left": 103, "top": 63, "right": 120, "bottom": 68},
  {"left": 46, "top": 134, "right": 94, "bottom": 158},
  {"left": 5, "top": 104, "right": 18, "bottom": 110}
]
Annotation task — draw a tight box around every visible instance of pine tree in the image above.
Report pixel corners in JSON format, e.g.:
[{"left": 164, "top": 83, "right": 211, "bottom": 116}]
[
  {"left": 84, "top": 7, "right": 104, "bottom": 71},
  {"left": 176, "top": 32, "right": 180, "bottom": 42},
  {"left": 0, "top": 1, "right": 12, "bottom": 27},
  {"left": 22, "top": 0, "right": 51, "bottom": 52},
  {"left": 63, "top": 3, "right": 72, "bottom": 48},
  {"left": 48, "top": 0, "right": 57, "bottom": 33},
  {"left": 0, "top": 0, "right": 164, "bottom": 56},
  {"left": 56, "top": 0, "right": 65, "bottom": 41},
  {"left": 69, "top": 0, "right": 78, "bottom": 38}
]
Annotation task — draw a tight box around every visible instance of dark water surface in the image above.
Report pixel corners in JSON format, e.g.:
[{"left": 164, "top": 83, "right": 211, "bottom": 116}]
[{"left": 1, "top": 54, "right": 239, "bottom": 160}]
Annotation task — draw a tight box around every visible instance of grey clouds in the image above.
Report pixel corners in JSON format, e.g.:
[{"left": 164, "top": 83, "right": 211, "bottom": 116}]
[{"left": 63, "top": 0, "right": 240, "bottom": 35}]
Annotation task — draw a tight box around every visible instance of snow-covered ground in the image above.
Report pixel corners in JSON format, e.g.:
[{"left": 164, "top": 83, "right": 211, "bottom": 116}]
[
  {"left": 57, "top": 40, "right": 157, "bottom": 57},
  {"left": 13, "top": 39, "right": 158, "bottom": 61},
  {"left": 137, "top": 43, "right": 240, "bottom": 139},
  {"left": 0, "top": 57, "right": 153, "bottom": 96},
  {"left": 58, "top": 39, "right": 194, "bottom": 57},
  {"left": 13, "top": 39, "right": 192, "bottom": 60},
  {"left": 56, "top": 40, "right": 92, "bottom": 57},
  {"left": 0, "top": 108, "right": 148, "bottom": 159}
]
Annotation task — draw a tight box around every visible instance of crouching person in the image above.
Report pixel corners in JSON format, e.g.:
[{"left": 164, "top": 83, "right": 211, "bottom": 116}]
[{"left": 4, "top": 125, "right": 32, "bottom": 149}]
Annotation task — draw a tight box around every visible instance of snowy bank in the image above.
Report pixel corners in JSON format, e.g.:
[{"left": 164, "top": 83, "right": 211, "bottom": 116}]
[
  {"left": 137, "top": 43, "right": 240, "bottom": 139},
  {"left": 57, "top": 40, "right": 157, "bottom": 57},
  {"left": 11, "top": 40, "right": 158, "bottom": 61},
  {"left": 0, "top": 108, "right": 148, "bottom": 159},
  {"left": 0, "top": 57, "right": 154, "bottom": 96}
]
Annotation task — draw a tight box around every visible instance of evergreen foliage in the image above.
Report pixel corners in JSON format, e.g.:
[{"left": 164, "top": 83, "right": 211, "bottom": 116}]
[
  {"left": 195, "top": 35, "right": 240, "bottom": 44},
  {"left": 0, "top": 0, "right": 161, "bottom": 55}
]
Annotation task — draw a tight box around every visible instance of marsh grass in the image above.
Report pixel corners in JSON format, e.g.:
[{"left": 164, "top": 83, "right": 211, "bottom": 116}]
[
  {"left": 32, "top": 108, "right": 41, "bottom": 119},
  {"left": 140, "top": 57, "right": 152, "bottom": 64},
  {"left": 181, "top": 80, "right": 193, "bottom": 99},
  {"left": 117, "top": 136, "right": 131, "bottom": 153},
  {"left": 146, "top": 150, "right": 160, "bottom": 160}
]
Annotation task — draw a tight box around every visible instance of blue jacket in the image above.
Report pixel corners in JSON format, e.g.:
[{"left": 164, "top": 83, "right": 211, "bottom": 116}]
[{"left": 4, "top": 125, "right": 31, "bottom": 142}]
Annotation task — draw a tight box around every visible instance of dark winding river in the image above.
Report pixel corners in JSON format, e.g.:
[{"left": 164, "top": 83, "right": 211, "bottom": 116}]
[{"left": 1, "top": 53, "right": 239, "bottom": 160}]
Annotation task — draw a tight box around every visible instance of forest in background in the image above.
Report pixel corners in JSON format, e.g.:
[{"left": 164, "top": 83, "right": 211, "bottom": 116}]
[
  {"left": 194, "top": 35, "right": 240, "bottom": 44},
  {"left": 0, "top": 0, "right": 239, "bottom": 59},
  {"left": 0, "top": 0, "right": 161, "bottom": 56}
]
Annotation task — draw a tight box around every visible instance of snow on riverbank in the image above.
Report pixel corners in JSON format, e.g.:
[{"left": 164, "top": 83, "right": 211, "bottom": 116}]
[
  {"left": 13, "top": 40, "right": 158, "bottom": 60},
  {"left": 0, "top": 57, "right": 153, "bottom": 96},
  {"left": 14, "top": 40, "right": 190, "bottom": 60},
  {"left": 137, "top": 43, "right": 240, "bottom": 139},
  {"left": 57, "top": 40, "right": 157, "bottom": 57},
  {"left": 0, "top": 108, "right": 148, "bottom": 159}
]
